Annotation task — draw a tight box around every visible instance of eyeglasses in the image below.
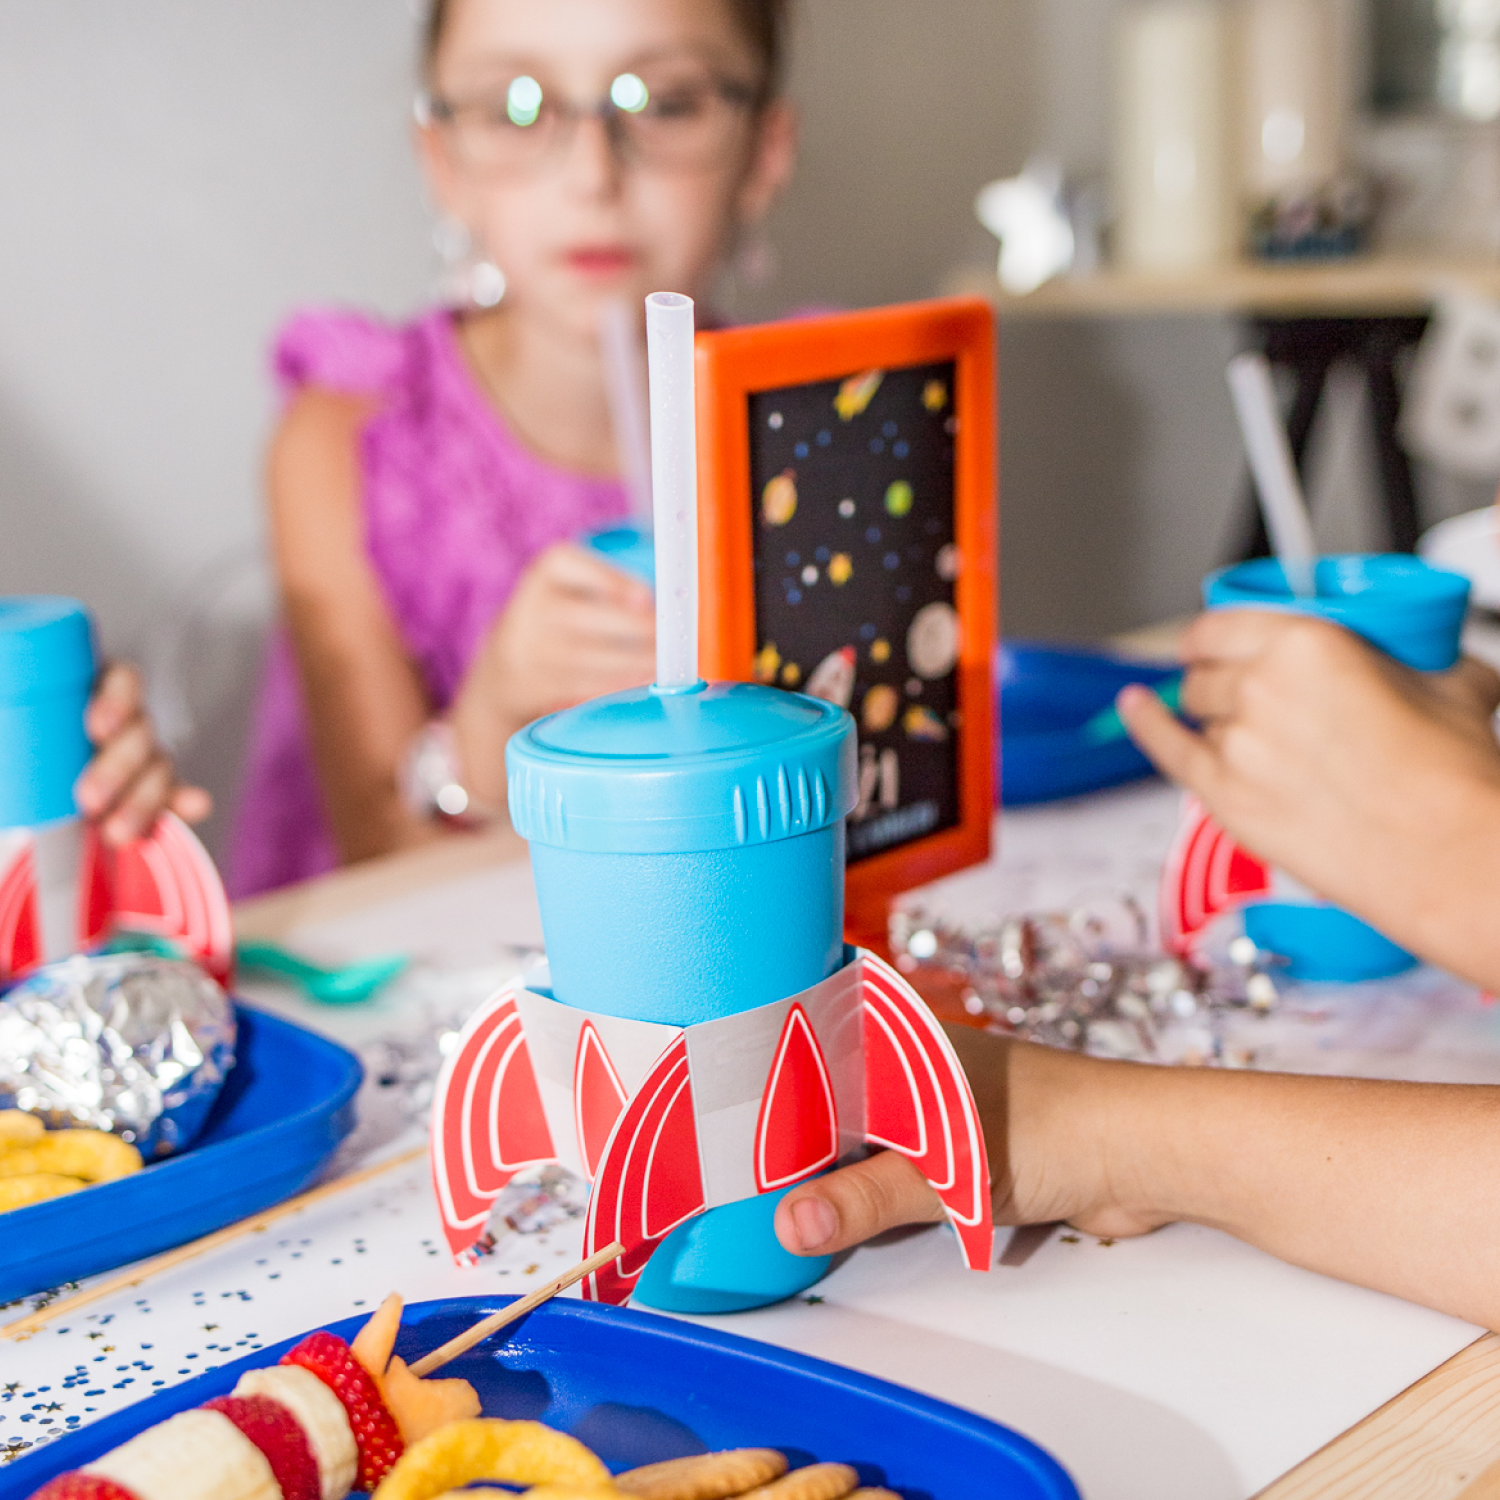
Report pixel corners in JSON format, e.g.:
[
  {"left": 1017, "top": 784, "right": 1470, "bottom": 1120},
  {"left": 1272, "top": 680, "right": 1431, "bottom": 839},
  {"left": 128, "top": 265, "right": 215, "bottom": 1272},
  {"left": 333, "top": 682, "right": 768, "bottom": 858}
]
[{"left": 418, "top": 69, "right": 760, "bottom": 175}]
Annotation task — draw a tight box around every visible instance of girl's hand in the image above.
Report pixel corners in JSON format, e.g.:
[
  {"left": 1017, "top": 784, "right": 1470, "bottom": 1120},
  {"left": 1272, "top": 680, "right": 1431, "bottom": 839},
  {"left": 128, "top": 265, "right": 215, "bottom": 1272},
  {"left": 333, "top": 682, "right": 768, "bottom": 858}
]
[
  {"left": 75, "top": 663, "right": 212, "bottom": 846},
  {"left": 1117, "top": 609, "right": 1500, "bottom": 986},
  {"left": 449, "top": 543, "right": 656, "bottom": 806}
]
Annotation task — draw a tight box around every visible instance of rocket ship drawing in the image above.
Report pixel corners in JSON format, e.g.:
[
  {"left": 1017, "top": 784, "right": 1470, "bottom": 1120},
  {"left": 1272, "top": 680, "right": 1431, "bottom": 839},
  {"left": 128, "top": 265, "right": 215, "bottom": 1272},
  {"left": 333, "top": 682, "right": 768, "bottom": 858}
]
[
  {"left": 804, "top": 646, "right": 857, "bottom": 710},
  {"left": 0, "top": 813, "right": 233, "bottom": 985},
  {"left": 430, "top": 950, "right": 993, "bottom": 1303}
]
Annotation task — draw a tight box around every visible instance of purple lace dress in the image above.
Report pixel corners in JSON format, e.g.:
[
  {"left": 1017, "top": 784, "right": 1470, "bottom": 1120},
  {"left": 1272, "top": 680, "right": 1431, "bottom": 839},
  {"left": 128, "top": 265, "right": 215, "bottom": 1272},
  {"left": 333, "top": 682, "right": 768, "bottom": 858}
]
[{"left": 228, "top": 307, "right": 629, "bottom": 897}]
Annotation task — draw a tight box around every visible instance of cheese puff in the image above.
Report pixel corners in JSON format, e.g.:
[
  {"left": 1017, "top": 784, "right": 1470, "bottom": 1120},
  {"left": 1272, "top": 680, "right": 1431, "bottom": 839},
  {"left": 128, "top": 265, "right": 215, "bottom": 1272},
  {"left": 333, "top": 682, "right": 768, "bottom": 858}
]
[
  {"left": 0, "top": 1173, "right": 85, "bottom": 1212},
  {"left": 0, "top": 1110, "right": 46, "bottom": 1149},
  {"left": 372, "top": 1419, "right": 609, "bottom": 1500},
  {"left": 0, "top": 1129, "right": 142, "bottom": 1183}
]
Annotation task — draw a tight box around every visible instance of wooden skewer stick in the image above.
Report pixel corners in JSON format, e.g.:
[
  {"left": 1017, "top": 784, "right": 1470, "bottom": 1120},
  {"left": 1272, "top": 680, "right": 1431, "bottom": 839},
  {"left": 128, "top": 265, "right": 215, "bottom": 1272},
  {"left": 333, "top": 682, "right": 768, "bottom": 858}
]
[
  {"left": 2, "top": 1145, "right": 428, "bottom": 1342},
  {"left": 409, "top": 1239, "right": 626, "bottom": 1376}
]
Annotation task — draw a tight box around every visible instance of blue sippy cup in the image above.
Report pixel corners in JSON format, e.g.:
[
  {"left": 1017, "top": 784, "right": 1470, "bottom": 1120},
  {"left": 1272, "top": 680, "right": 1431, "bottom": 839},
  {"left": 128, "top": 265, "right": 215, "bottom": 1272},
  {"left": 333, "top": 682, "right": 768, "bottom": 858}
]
[
  {"left": 1203, "top": 553, "right": 1470, "bottom": 981},
  {"left": 0, "top": 597, "right": 97, "bottom": 830},
  {"left": 507, "top": 679, "right": 858, "bottom": 1313},
  {"left": 582, "top": 523, "right": 656, "bottom": 587}
]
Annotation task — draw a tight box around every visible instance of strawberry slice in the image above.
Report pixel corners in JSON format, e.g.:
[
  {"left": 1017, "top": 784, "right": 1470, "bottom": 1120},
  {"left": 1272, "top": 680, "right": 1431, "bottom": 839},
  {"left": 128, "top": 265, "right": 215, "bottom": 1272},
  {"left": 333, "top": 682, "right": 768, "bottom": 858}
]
[
  {"left": 203, "top": 1394, "right": 320, "bottom": 1500},
  {"left": 27, "top": 1479, "right": 139, "bottom": 1500},
  {"left": 282, "top": 1330, "right": 404, "bottom": 1491}
]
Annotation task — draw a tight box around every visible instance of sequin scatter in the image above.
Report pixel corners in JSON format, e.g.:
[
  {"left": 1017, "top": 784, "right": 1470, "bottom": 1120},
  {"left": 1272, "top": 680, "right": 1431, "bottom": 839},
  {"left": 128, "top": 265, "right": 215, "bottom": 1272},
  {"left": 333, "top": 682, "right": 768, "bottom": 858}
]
[
  {"left": 761, "top": 470, "right": 797, "bottom": 526},
  {"left": 861, "top": 685, "right": 900, "bottom": 734},
  {"left": 906, "top": 601, "right": 960, "bottom": 679},
  {"left": 834, "top": 369, "right": 884, "bottom": 421},
  {"left": 889, "top": 895, "right": 1280, "bottom": 1066},
  {"left": 922, "top": 379, "right": 948, "bottom": 412},
  {"left": 869, "top": 638, "right": 891, "bottom": 664},
  {"left": 902, "top": 705, "right": 948, "bottom": 741},
  {"left": 780, "top": 663, "right": 802, "bottom": 687},
  {"left": 827, "top": 553, "right": 853, "bottom": 586}
]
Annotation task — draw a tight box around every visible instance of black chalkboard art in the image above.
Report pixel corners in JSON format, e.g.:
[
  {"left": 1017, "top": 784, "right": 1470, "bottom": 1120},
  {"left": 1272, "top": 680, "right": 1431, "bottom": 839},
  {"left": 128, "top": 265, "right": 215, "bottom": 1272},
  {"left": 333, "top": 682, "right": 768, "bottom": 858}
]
[{"left": 748, "top": 361, "right": 961, "bottom": 863}]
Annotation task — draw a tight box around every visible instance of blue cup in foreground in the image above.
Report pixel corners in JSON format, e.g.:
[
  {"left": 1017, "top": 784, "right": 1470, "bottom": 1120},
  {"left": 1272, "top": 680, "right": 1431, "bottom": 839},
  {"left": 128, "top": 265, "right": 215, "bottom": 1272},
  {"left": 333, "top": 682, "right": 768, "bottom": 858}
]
[
  {"left": 582, "top": 523, "right": 656, "bottom": 587},
  {"left": 507, "top": 680, "right": 858, "bottom": 1311},
  {"left": 0, "top": 597, "right": 96, "bottom": 830},
  {"left": 1203, "top": 553, "right": 1471, "bottom": 980}
]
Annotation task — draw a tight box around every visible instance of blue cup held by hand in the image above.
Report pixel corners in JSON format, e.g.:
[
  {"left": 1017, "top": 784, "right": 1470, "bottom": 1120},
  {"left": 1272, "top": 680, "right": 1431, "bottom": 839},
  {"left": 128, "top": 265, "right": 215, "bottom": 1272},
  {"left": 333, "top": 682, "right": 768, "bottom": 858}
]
[
  {"left": 1201, "top": 553, "right": 1471, "bottom": 980},
  {"left": 0, "top": 597, "right": 97, "bottom": 831},
  {"left": 507, "top": 679, "right": 858, "bottom": 1312}
]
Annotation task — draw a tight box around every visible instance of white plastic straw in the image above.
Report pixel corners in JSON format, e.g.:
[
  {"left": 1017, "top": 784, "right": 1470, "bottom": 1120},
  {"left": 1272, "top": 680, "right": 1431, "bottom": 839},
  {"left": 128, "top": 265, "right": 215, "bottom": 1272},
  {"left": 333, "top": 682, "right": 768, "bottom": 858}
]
[
  {"left": 1227, "top": 352, "right": 1318, "bottom": 599},
  {"left": 646, "top": 291, "right": 700, "bottom": 689},
  {"left": 599, "top": 300, "right": 654, "bottom": 527}
]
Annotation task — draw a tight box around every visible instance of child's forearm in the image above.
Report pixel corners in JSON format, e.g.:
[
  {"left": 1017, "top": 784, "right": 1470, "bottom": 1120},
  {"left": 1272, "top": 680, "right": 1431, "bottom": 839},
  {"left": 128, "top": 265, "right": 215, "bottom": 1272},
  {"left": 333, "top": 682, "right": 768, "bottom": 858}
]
[{"left": 1073, "top": 1052, "right": 1500, "bottom": 1330}]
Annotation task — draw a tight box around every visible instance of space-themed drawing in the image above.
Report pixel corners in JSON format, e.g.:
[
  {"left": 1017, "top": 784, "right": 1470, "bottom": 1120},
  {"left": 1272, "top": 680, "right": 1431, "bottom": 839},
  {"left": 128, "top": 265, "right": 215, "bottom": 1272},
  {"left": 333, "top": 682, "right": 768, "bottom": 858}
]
[
  {"left": 747, "top": 358, "right": 962, "bottom": 864},
  {"left": 834, "top": 368, "right": 884, "bottom": 421},
  {"left": 907, "top": 601, "right": 961, "bottom": 680},
  {"left": 805, "top": 645, "right": 856, "bottom": 708}
]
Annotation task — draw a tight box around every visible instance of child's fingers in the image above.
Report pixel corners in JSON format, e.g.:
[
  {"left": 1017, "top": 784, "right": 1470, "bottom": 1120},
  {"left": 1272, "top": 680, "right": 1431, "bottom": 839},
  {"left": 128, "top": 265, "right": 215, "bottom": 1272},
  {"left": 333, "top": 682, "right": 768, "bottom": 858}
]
[
  {"left": 74, "top": 715, "right": 155, "bottom": 817},
  {"left": 1442, "top": 656, "right": 1500, "bottom": 718},
  {"left": 1180, "top": 606, "right": 1320, "bottom": 666},
  {"left": 1118, "top": 684, "right": 1221, "bottom": 796},
  {"left": 773, "top": 1152, "right": 943, "bottom": 1257},
  {"left": 1176, "top": 663, "right": 1243, "bottom": 724},
  {"left": 100, "top": 755, "right": 175, "bottom": 846},
  {"left": 169, "top": 784, "right": 214, "bottom": 825},
  {"left": 84, "top": 662, "right": 144, "bottom": 743},
  {"left": 538, "top": 543, "right": 653, "bottom": 613}
]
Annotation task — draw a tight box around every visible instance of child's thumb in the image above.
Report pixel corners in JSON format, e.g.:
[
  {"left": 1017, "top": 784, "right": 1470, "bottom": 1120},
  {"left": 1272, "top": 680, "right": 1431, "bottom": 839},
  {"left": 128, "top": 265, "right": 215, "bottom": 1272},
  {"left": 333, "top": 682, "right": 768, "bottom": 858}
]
[{"left": 774, "top": 1152, "right": 944, "bottom": 1256}]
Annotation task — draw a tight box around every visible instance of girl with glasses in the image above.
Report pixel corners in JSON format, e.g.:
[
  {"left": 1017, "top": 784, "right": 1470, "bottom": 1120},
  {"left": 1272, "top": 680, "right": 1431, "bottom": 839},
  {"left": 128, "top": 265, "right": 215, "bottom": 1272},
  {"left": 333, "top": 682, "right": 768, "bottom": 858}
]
[{"left": 230, "top": 0, "right": 796, "bottom": 895}]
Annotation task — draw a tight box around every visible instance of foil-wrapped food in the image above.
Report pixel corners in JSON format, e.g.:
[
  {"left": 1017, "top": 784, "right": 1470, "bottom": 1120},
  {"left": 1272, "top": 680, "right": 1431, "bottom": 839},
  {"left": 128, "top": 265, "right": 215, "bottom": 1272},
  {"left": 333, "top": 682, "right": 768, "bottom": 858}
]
[{"left": 0, "top": 952, "right": 235, "bottom": 1158}]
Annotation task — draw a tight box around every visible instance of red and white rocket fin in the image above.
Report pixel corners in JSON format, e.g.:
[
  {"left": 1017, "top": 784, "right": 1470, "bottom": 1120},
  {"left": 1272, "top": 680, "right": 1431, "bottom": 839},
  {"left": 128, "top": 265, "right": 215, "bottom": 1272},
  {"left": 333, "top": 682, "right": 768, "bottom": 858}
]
[
  {"left": 0, "top": 834, "right": 39, "bottom": 981},
  {"left": 582, "top": 1033, "right": 704, "bottom": 1305},
  {"left": 430, "top": 984, "right": 557, "bottom": 1263},
  {"left": 754, "top": 1002, "right": 839, "bottom": 1192},
  {"left": 1159, "top": 796, "right": 1272, "bottom": 956},
  {"left": 573, "top": 1019, "right": 628, "bottom": 1179},
  {"left": 859, "top": 951, "right": 993, "bottom": 1271},
  {"left": 110, "top": 812, "right": 234, "bottom": 985}
]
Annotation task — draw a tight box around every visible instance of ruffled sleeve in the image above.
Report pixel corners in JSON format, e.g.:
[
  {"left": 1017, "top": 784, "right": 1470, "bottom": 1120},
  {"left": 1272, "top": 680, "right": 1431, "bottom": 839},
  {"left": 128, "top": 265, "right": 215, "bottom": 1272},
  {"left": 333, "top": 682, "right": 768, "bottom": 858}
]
[{"left": 271, "top": 307, "right": 410, "bottom": 401}]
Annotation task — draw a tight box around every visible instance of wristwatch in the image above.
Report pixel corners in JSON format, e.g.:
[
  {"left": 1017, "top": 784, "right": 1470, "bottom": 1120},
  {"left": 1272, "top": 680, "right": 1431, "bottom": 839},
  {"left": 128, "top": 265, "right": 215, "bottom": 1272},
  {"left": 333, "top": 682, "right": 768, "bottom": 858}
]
[{"left": 401, "top": 720, "right": 499, "bottom": 826}]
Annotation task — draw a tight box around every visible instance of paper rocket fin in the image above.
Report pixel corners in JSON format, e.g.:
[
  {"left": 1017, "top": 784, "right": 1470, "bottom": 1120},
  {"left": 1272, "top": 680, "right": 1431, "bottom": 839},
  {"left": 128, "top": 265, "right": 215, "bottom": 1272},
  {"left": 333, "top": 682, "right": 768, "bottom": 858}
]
[
  {"left": 754, "top": 1002, "right": 839, "bottom": 1192},
  {"left": 431, "top": 985, "right": 557, "bottom": 1263},
  {"left": 581, "top": 1033, "right": 704, "bottom": 1304},
  {"left": 860, "top": 952, "right": 993, "bottom": 1271},
  {"left": 1160, "top": 796, "right": 1272, "bottom": 955}
]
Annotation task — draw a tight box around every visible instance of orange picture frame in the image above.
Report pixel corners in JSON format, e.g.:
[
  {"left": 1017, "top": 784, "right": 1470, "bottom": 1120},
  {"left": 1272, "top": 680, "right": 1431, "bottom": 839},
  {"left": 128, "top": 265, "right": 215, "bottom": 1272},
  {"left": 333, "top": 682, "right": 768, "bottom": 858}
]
[{"left": 695, "top": 296, "right": 997, "bottom": 945}]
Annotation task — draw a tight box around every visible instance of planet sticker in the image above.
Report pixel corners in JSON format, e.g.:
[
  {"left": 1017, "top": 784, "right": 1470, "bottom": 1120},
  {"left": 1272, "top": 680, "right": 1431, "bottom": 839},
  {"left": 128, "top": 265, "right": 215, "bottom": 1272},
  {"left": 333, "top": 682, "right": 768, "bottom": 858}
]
[
  {"left": 903, "top": 704, "right": 949, "bottom": 742},
  {"left": 780, "top": 662, "right": 802, "bottom": 687},
  {"left": 805, "top": 645, "right": 856, "bottom": 708},
  {"left": 922, "top": 379, "right": 948, "bottom": 412},
  {"left": 862, "top": 683, "right": 900, "bottom": 733},
  {"left": 827, "top": 553, "right": 853, "bottom": 586},
  {"left": 884, "top": 480, "right": 914, "bottom": 518},
  {"left": 935, "top": 543, "right": 960, "bottom": 581},
  {"left": 870, "top": 638, "right": 891, "bottom": 664},
  {"left": 762, "top": 469, "right": 798, "bottom": 526},
  {"left": 835, "top": 368, "right": 884, "bottom": 421},
  {"left": 753, "top": 642, "right": 781, "bottom": 683},
  {"left": 907, "top": 601, "right": 960, "bottom": 680}
]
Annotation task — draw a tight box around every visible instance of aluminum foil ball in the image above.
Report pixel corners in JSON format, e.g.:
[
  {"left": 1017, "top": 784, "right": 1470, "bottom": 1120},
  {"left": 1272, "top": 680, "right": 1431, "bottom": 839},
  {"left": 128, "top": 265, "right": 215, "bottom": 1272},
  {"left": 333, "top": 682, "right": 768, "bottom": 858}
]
[{"left": 0, "top": 952, "right": 236, "bottom": 1158}]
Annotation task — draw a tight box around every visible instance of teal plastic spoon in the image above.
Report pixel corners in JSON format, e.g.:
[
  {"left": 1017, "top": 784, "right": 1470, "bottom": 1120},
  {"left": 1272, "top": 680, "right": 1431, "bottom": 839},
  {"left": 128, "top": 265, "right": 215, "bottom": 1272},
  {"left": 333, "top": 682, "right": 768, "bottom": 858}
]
[
  {"left": 1081, "top": 675, "right": 1184, "bottom": 746},
  {"left": 235, "top": 940, "right": 409, "bottom": 1006}
]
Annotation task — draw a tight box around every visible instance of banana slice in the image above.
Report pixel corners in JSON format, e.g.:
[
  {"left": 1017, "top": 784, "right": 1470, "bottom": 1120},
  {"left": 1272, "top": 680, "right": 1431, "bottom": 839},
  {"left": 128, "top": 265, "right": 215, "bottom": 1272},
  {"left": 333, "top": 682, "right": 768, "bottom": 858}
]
[
  {"left": 236, "top": 1363, "right": 358, "bottom": 1500},
  {"left": 86, "top": 1408, "right": 278, "bottom": 1500}
]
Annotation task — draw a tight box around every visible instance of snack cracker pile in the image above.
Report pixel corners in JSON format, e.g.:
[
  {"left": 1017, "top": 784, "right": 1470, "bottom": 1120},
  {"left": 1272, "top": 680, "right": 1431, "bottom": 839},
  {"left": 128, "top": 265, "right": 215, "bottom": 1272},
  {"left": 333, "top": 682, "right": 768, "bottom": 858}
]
[
  {"left": 0, "top": 1110, "right": 141, "bottom": 1215},
  {"left": 26, "top": 1298, "right": 900, "bottom": 1500}
]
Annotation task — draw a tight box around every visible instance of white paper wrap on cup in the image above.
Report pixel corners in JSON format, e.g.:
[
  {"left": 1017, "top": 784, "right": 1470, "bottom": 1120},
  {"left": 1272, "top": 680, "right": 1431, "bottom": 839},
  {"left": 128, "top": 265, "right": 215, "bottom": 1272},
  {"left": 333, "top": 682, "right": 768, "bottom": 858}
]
[{"left": 0, "top": 952, "right": 236, "bottom": 1158}]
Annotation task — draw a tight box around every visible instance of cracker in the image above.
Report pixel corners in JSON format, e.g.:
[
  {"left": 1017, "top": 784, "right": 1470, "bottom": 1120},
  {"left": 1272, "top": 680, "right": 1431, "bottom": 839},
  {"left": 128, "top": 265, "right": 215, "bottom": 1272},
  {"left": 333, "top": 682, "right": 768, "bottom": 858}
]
[
  {"left": 739, "top": 1463, "right": 859, "bottom": 1500},
  {"left": 615, "top": 1449, "right": 787, "bottom": 1500}
]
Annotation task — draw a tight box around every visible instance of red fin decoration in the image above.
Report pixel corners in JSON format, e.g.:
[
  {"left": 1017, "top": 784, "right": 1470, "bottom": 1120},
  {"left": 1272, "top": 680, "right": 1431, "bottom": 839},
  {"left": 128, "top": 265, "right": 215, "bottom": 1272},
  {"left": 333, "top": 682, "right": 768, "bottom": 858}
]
[
  {"left": 754, "top": 1002, "right": 839, "bottom": 1192},
  {"left": 113, "top": 813, "right": 234, "bottom": 984},
  {"left": 430, "top": 986, "right": 557, "bottom": 1263},
  {"left": 1159, "top": 797, "right": 1272, "bottom": 956},
  {"left": 860, "top": 953, "right": 993, "bottom": 1271},
  {"left": 573, "top": 1020, "right": 628, "bottom": 1180},
  {"left": 0, "top": 838, "right": 39, "bottom": 981},
  {"left": 77, "top": 825, "right": 114, "bottom": 952},
  {"left": 582, "top": 1033, "right": 703, "bottom": 1305}
]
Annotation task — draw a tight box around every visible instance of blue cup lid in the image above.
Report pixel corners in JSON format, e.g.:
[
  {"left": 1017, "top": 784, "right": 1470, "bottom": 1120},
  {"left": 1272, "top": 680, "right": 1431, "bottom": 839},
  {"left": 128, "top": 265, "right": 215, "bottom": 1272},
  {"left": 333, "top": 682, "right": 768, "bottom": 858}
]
[
  {"left": 0, "top": 597, "right": 96, "bottom": 707},
  {"left": 506, "top": 680, "right": 858, "bottom": 853}
]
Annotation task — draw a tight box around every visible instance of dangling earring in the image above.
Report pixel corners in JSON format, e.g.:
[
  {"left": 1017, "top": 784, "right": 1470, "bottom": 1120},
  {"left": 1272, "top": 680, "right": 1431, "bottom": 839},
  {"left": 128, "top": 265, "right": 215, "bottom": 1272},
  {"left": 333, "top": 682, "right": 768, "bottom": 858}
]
[{"left": 433, "top": 215, "right": 506, "bottom": 309}]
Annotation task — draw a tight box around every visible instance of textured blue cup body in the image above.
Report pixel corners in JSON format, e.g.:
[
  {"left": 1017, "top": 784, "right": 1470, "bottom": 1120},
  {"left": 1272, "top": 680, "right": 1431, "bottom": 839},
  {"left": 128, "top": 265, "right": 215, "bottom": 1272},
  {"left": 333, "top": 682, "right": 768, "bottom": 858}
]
[
  {"left": 582, "top": 523, "right": 656, "bottom": 587},
  {"left": 508, "top": 681, "right": 858, "bottom": 1312},
  {"left": 1203, "top": 554, "right": 1470, "bottom": 979},
  {"left": 0, "top": 598, "right": 96, "bottom": 829}
]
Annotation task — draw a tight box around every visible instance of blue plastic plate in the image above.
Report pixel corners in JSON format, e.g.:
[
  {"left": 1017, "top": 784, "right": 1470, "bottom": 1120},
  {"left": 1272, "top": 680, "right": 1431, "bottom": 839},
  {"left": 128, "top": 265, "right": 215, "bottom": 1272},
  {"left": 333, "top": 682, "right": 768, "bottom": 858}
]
[
  {"left": 997, "top": 642, "right": 1178, "bottom": 806},
  {"left": 0, "top": 1296, "right": 1078, "bottom": 1500},
  {"left": 0, "top": 1005, "right": 361, "bottom": 1305}
]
